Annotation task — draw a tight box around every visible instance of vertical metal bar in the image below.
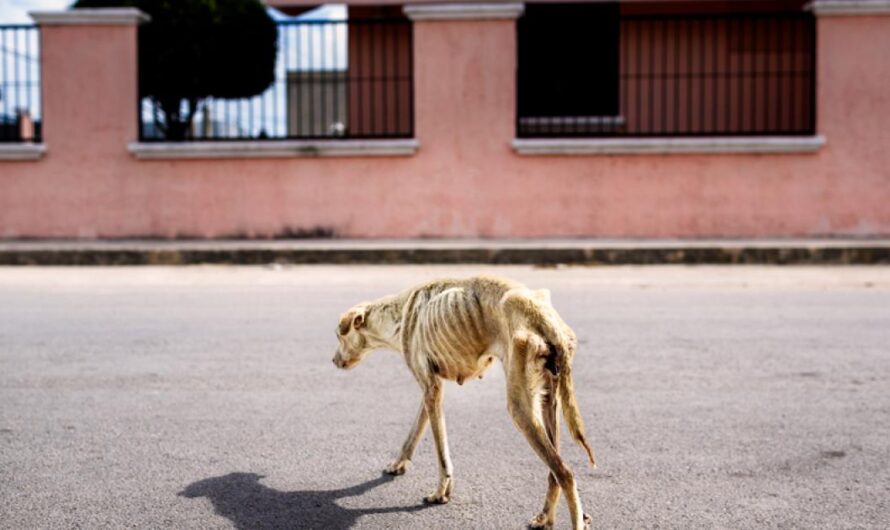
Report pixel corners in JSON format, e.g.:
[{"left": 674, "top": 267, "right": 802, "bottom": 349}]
[
  {"left": 1, "top": 29, "right": 6, "bottom": 140},
  {"left": 715, "top": 18, "right": 733, "bottom": 132},
  {"left": 737, "top": 18, "right": 744, "bottom": 133},
  {"left": 8, "top": 28, "right": 14, "bottom": 141},
  {"left": 13, "top": 28, "right": 17, "bottom": 119},
  {"left": 244, "top": 94, "right": 250, "bottom": 139},
  {"left": 293, "top": 24, "right": 300, "bottom": 137},
  {"left": 763, "top": 16, "right": 770, "bottom": 133},
  {"left": 259, "top": 67, "right": 266, "bottom": 137},
  {"left": 298, "top": 24, "right": 305, "bottom": 138},
  {"left": 673, "top": 18, "right": 679, "bottom": 135},
  {"left": 648, "top": 20, "right": 655, "bottom": 135},
  {"left": 321, "top": 21, "right": 334, "bottom": 136},
  {"left": 782, "top": 17, "right": 790, "bottom": 132},
  {"left": 687, "top": 19, "right": 693, "bottom": 134},
  {"left": 370, "top": 20, "right": 378, "bottom": 137},
  {"left": 791, "top": 17, "right": 798, "bottom": 133},
  {"left": 0, "top": 28, "right": 9, "bottom": 140},
  {"left": 20, "top": 28, "right": 25, "bottom": 121},
  {"left": 808, "top": 16, "right": 816, "bottom": 134},
  {"left": 393, "top": 22, "right": 398, "bottom": 136},
  {"left": 379, "top": 21, "right": 389, "bottom": 136},
  {"left": 333, "top": 21, "right": 338, "bottom": 137},
  {"left": 621, "top": 18, "right": 628, "bottom": 137},
  {"left": 308, "top": 22, "right": 316, "bottom": 137},
  {"left": 37, "top": 27, "right": 43, "bottom": 141},
  {"left": 274, "top": 24, "right": 280, "bottom": 138},
  {"left": 659, "top": 19, "right": 666, "bottom": 134},
  {"left": 333, "top": 20, "right": 340, "bottom": 138},
  {"left": 287, "top": 23, "right": 294, "bottom": 138},
  {"left": 25, "top": 28, "right": 31, "bottom": 122},
  {"left": 747, "top": 17, "right": 754, "bottom": 134},
  {"left": 698, "top": 17, "right": 705, "bottom": 134},
  {"left": 357, "top": 21, "right": 364, "bottom": 137},
  {"left": 408, "top": 20, "right": 414, "bottom": 138},
  {"left": 636, "top": 19, "right": 641, "bottom": 135},
  {"left": 710, "top": 19, "right": 717, "bottom": 134}
]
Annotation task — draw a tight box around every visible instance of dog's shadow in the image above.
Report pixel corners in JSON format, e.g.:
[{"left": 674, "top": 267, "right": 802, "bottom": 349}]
[{"left": 179, "top": 472, "right": 432, "bottom": 530}]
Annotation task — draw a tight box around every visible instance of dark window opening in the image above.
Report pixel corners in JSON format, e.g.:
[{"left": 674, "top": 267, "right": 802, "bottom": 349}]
[
  {"left": 517, "top": 3, "right": 621, "bottom": 136},
  {"left": 516, "top": 3, "right": 816, "bottom": 138}
]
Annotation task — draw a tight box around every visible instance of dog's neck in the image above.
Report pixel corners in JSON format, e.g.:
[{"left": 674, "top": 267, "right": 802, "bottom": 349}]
[{"left": 364, "top": 294, "right": 406, "bottom": 352}]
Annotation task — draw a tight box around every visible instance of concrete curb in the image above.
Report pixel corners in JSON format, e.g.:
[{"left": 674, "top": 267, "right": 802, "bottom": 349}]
[{"left": 1, "top": 240, "right": 889, "bottom": 265}]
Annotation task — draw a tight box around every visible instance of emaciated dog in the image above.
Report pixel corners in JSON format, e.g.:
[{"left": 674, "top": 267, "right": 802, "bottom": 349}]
[{"left": 333, "top": 276, "right": 596, "bottom": 529}]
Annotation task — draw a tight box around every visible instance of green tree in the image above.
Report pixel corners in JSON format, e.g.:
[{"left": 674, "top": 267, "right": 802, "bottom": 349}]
[{"left": 73, "top": 0, "right": 277, "bottom": 140}]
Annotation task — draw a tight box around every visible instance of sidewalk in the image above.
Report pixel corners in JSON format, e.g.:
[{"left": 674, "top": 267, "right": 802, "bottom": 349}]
[{"left": 1, "top": 238, "right": 889, "bottom": 265}]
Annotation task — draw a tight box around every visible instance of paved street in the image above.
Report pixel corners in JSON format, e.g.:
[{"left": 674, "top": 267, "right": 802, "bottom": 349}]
[{"left": 1, "top": 265, "right": 889, "bottom": 529}]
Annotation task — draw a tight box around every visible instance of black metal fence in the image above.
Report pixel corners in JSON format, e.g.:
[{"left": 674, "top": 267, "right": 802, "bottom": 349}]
[
  {"left": 517, "top": 10, "right": 816, "bottom": 138},
  {"left": 0, "top": 25, "right": 41, "bottom": 143},
  {"left": 139, "top": 18, "right": 413, "bottom": 142}
]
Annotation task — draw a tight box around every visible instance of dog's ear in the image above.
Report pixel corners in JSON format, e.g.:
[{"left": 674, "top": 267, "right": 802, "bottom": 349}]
[
  {"left": 352, "top": 307, "right": 367, "bottom": 330},
  {"left": 339, "top": 306, "right": 368, "bottom": 335}
]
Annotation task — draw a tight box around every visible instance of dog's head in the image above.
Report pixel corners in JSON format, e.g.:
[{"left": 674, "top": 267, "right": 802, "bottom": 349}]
[{"left": 332, "top": 304, "right": 372, "bottom": 370}]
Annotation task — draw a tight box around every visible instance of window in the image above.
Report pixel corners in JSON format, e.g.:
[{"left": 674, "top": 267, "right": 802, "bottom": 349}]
[{"left": 516, "top": 3, "right": 816, "bottom": 138}]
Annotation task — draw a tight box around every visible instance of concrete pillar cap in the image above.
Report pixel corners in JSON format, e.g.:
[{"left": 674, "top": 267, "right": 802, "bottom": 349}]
[
  {"left": 30, "top": 8, "right": 151, "bottom": 26},
  {"left": 403, "top": 2, "right": 524, "bottom": 21}
]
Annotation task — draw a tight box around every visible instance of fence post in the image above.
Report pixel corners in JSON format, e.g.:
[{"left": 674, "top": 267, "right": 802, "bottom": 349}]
[
  {"left": 29, "top": 9, "right": 148, "bottom": 158},
  {"left": 404, "top": 3, "right": 524, "bottom": 154}
]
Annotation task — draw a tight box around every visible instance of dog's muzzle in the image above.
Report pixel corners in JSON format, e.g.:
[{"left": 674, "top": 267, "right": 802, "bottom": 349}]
[{"left": 332, "top": 352, "right": 348, "bottom": 369}]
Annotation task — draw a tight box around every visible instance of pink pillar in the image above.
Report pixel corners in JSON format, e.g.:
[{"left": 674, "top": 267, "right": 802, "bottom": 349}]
[
  {"left": 813, "top": 7, "right": 890, "bottom": 231},
  {"left": 407, "top": 4, "right": 523, "bottom": 162},
  {"left": 32, "top": 9, "right": 146, "bottom": 160}
]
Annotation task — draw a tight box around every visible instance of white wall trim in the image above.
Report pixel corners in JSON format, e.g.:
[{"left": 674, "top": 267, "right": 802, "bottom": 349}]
[
  {"left": 404, "top": 3, "right": 524, "bottom": 21},
  {"left": 512, "top": 136, "right": 827, "bottom": 156},
  {"left": 128, "top": 139, "right": 419, "bottom": 160},
  {"left": 0, "top": 143, "right": 46, "bottom": 161},
  {"left": 806, "top": 0, "right": 890, "bottom": 15},
  {"left": 30, "top": 8, "right": 150, "bottom": 26}
]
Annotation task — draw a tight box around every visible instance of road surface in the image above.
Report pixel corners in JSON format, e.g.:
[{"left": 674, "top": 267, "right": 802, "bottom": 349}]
[{"left": 1, "top": 265, "right": 889, "bottom": 529}]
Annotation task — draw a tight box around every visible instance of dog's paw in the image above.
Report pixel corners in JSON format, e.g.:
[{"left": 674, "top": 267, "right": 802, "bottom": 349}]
[
  {"left": 384, "top": 460, "right": 409, "bottom": 476},
  {"left": 583, "top": 512, "right": 592, "bottom": 529},
  {"left": 527, "top": 512, "right": 553, "bottom": 529},
  {"left": 422, "top": 492, "right": 450, "bottom": 505}
]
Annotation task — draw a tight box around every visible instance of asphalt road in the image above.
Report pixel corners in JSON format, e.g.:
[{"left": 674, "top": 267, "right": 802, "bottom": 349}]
[{"left": 1, "top": 265, "right": 889, "bottom": 529}]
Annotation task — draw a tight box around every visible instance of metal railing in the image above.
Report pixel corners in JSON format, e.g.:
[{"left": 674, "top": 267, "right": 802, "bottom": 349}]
[
  {"left": 0, "top": 25, "right": 41, "bottom": 143},
  {"left": 139, "top": 18, "right": 413, "bottom": 142},
  {"left": 517, "top": 12, "right": 816, "bottom": 138}
]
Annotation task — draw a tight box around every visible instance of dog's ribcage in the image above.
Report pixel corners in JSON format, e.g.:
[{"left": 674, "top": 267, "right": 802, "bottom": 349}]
[{"left": 407, "top": 286, "right": 495, "bottom": 382}]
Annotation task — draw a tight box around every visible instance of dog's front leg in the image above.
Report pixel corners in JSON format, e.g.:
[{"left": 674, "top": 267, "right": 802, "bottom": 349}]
[
  {"left": 421, "top": 379, "right": 453, "bottom": 504},
  {"left": 384, "top": 401, "right": 429, "bottom": 476}
]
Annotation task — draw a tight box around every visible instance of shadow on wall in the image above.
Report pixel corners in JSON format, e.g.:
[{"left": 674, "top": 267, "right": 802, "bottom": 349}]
[{"left": 179, "top": 472, "right": 432, "bottom": 529}]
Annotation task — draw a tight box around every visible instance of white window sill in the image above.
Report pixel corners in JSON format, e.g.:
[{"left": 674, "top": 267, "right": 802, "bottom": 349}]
[
  {"left": 404, "top": 3, "right": 524, "bottom": 21},
  {"left": 806, "top": 0, "right": 890, "bottom": 16},
  {"left": 512, "top": 136, "right": 826, "bottom": 156},
  {"left": 0, "top": 143, "right": 46, "bottom": 161},
  {"left": 128, "top": 139, "right": 419, "bottom": 160}
]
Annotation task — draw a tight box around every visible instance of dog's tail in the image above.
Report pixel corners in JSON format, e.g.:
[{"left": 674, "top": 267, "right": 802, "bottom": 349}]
[
  {"left": 533, "top": 295, "right": 596, "bottom": 468},
  {"left": 557, "top": 360, "right": 596, "bottom": 467}
]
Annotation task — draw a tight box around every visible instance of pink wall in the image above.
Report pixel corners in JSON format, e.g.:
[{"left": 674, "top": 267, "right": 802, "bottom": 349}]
[{"left": 1, "top": 11, "right": 889, "bottom": 239}]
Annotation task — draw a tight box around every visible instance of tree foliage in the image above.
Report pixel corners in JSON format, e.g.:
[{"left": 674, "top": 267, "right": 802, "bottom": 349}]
[{"left": 72, "top": 0, "right": 277, "bottom": 140}]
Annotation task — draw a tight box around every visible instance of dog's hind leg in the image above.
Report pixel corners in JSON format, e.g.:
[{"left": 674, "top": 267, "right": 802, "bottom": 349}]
[
  {"left": 528, "top": 376, "right": 562, "bottom": 530},
  {"left": 385, "top": 401, "right": 429, "bottom": 476},
  {"left": 507, "top": 336, "right": 588, "bottom": 530},
  {"left": 421, "top": 378, "right": 454, "bottom": 504}
]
